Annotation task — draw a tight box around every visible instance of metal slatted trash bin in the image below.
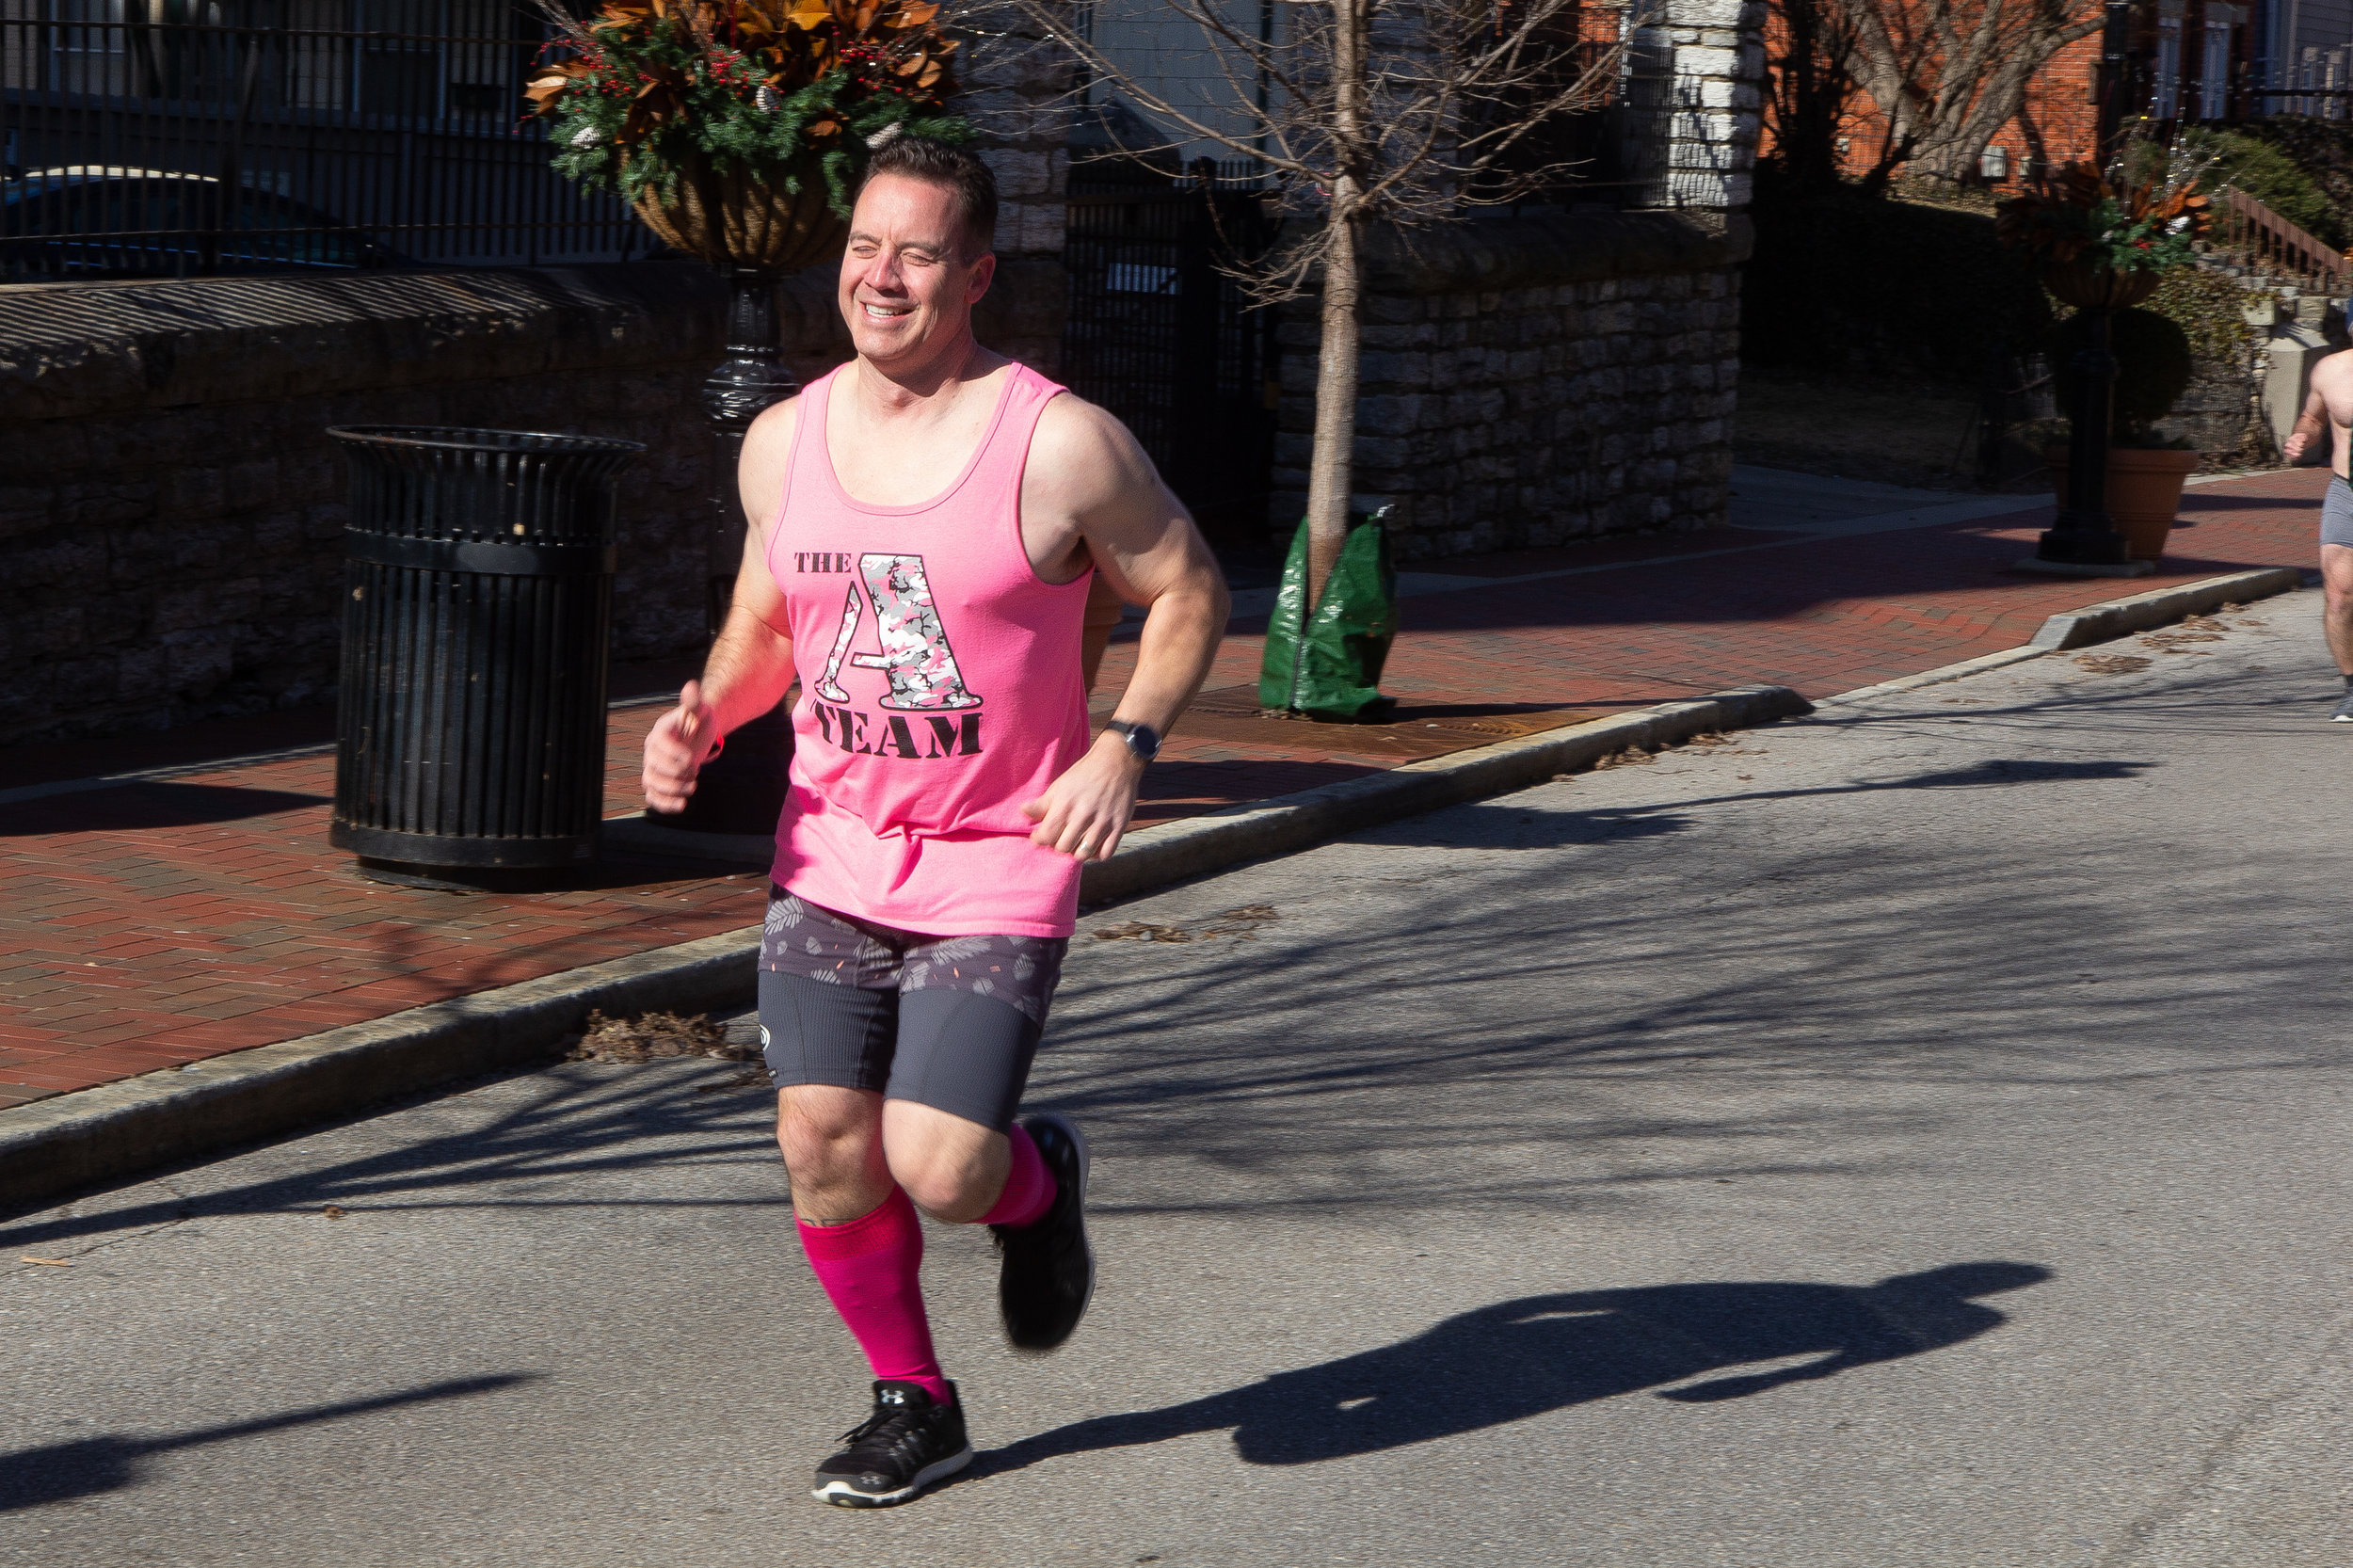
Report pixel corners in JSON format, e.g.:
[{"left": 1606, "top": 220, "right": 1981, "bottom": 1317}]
[{"left": 327, "top": 426, "right": 645, "bottom": 888}]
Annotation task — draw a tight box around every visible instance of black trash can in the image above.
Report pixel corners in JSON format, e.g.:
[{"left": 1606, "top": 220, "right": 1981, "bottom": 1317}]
[{"left": 327, "top": 426, "right": 645, "bottom": 888}]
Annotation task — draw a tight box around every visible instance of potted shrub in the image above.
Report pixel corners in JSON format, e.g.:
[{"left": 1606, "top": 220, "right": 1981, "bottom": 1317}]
[
  {"left": 2046, "top": 306, "right": 2201, "bottom": 562},
  {"left": 1999, "top": 152, "right": 2213, "bottom": 562},
  {"left": 524, "top": 0, "right": 968, "bottom": 270}
]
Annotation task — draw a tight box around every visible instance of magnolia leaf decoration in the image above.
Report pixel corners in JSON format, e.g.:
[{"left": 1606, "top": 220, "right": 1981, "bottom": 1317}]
[
  {"left": 526, "top": 0, "right": 968, "bottom": 215},
  {"left": 1996, "top": 155, "right": 2216, "bottom": 278}
]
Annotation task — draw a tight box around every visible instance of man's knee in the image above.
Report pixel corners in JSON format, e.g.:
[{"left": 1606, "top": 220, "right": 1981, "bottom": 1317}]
[
  {"left": 776, "top": 1085, "right": 882, "bottom": 1182},
  {"left": 882, "top": 1101, "right": 1007, "bottom": 1220},
  {"left": 2320, "top": 547, "right": 2353, "bottom": 610}
]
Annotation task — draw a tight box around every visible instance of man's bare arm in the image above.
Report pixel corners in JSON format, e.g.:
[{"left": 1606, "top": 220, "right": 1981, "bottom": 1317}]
[
  {"left": 2286, "top": 377, "right": 2329, "bottom": 465},
  {"left": 1019, "top": 397, "right": 1230, "bottom": 861},
  {"left": 642, "top": 399, "right": 801, "bottom": 812}
]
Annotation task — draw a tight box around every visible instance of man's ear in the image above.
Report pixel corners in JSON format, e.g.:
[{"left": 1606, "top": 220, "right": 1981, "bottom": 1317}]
[{"left": 966, "top": 250, "right": 998, "bottom": 305}]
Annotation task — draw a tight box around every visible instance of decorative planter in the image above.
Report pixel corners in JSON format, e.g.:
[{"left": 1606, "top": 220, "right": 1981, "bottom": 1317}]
[
  {"left": 2105, "top": 447, "right": 2201, "bottom": 560},
  {"left": 2043, "top": 259, "right": 2161, "bottom": 311},
  {"left": 630, "top": 150, "right": 847, "bottom": 272},
  {"left": 2043, "top": 445, "right": 2201, "bottom": 560}
]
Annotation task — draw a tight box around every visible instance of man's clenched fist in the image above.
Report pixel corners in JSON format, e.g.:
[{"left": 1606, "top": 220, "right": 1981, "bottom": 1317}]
[{"left": 644, "top": 679, "right": 721, "bottom": 813}]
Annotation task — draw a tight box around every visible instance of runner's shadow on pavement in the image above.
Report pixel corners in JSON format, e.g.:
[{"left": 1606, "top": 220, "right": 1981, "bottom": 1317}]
[
  {"left": 0, "top": 1373, "right": 536, "bottom": 1512},
  {"left": 975, "top": 1262, "right": 2048, "bottom": 1474}
]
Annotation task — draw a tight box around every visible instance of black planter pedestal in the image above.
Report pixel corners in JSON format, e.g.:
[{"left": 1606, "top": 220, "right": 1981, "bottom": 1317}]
[
  {"left": 2013, "top": 301, "right": 2154, "bottom": 580},
  {"left": 653, "top": 266, "right": 801, "bottom": 846}
]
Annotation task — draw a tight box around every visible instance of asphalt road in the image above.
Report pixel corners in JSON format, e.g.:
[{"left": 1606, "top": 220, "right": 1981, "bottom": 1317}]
[{"left": 8, "top": 589, "right": 2353, "bottom": 1568}]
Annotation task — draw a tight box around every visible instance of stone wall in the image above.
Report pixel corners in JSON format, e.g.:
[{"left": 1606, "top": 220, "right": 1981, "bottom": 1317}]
[
  {"left": 1273, "top": 213, "right": 1753, "bottom": 558},
  {"left": 1268, "top": 0, "right": 1765, "bottom": 558},
  {"left": 0, "top": 246, "right": 1065, "bottom": 747}
]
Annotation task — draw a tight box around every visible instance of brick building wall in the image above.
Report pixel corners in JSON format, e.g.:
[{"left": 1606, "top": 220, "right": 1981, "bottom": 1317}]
[{"left": 1763, "top": 0, "right": 2254, "bottom": 184}]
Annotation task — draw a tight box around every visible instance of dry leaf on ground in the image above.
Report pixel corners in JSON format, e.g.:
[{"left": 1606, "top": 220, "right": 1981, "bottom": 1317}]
[
  {"left": 1094, "top": 921, "right": 1193, "bottom": 942},
  {"left": 19, "top": 1256, "right": 72, "bottom": 1267},
  {"left": 1096, "top": 904, "right": 1279, "bottom": 944},
  {"left": 321, "top": 1205, "right": 346, "bottom": 1220},
  {"left": 2076, "top": 653, "right": 2154, "bottom": 675},
  {"left": 2140, "top": 631, "right": 2221, "bottom": 651},
  {"left": 565, "top": 1010, "right": 750, "bottom": 1064},
  {"left": 1593, "top": 747, "right": 1657, "bottom": 770}
]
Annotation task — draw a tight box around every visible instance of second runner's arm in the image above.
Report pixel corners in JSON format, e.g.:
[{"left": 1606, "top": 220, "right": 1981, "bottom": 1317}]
[{"left": 643, "top": 399, "right": 802, "bottom": 812}]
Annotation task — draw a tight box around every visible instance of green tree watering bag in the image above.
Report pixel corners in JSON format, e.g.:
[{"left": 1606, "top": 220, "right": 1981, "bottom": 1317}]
[{"left": 1257, "top": 509, "right": 1399, "bottom": 721}]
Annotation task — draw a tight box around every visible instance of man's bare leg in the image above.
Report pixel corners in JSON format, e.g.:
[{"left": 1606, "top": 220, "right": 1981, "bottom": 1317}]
[{"left": 2322, "top": 544, "right": 2353, "bottom": 684}]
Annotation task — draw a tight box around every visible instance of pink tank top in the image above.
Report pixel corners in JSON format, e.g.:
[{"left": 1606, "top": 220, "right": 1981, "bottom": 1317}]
[{"left": 762, "top": 361, "right": 1092, "bottom": 937}]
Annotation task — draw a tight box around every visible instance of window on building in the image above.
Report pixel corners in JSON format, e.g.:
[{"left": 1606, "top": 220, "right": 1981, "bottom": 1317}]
[{"left": 2200, "top": 23, "right": 2232, "bottom": 120}]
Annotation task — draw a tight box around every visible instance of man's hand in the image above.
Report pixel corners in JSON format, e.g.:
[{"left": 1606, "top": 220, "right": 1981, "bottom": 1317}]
[
  {"left": 2287, "top": 428, "right": 2314, "bottom": 463},
  {"left": 1021, "top": 732, "right": 1146, "bottom": 861},
  {"left": 644, "top": 679, "right": 722, "bottom": 813}
]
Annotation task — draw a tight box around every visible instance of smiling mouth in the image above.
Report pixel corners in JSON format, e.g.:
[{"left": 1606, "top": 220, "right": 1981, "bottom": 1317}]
[{"left": 861, "top": 302, "right": 912, "bottom": 320}]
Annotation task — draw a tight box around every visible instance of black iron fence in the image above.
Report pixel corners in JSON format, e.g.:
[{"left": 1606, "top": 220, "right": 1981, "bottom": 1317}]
[
  {"left": 2, "top": 0, "right": 640, "bottom": 280},
  {"left": 1061, "top": 157, "right": 1282, "bottom": 544}
]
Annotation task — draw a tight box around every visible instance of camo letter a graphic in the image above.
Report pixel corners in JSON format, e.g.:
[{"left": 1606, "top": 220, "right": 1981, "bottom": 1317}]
[{"left": 813, "top": 552, "right": 983, "bottom": 712}]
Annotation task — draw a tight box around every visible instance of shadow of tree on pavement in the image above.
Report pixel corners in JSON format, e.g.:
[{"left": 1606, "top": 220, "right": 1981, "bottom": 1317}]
[{"left": 0, "top": 1373, "right": 538, "bottom": 1512}]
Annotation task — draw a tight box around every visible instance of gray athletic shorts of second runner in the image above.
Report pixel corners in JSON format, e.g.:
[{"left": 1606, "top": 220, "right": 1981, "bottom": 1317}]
[
  {"left": 2324, "top": 476, "right": 2353, "bottom": 548},
  {"left": 757, "top": 888, "right": 1068, "bottom": 1131}
]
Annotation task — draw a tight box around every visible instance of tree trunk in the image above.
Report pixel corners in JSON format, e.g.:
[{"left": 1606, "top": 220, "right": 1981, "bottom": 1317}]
[
  {"left": 1305, "top": 0, "right": 1369, "bottom": 610},
  {"left": 1305, "top": 192, "right": 1362, "bottom": 610}
]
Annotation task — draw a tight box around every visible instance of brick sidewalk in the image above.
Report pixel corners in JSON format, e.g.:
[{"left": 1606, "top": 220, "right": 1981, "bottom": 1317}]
[{"left": 0, "top": 467, "right": 2329, "bottom": 1110}]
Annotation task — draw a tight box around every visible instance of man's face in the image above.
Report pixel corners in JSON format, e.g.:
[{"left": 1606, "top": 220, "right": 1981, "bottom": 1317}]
[{"left": 839, "top": 173, "right": 995, "bottom": 368}]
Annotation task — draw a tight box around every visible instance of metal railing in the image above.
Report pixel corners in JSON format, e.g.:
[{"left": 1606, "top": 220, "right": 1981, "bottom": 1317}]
[
  {"left": 2213, "top": 184, "right": 2351, "bottom": 293},
  {"left": 2, "top": 2, "right": 641, "bottom": 280}
]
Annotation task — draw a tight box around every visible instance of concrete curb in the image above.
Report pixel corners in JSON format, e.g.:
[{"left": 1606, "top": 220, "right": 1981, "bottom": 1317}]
[
  {"left": 1, "top": 554, "right": 2298, "bottom": 1215},
  {"left": 1815, "top": 647, "right": 2052, "bottom": 707},
  {"left": 1078, "top": 683, "right": 1813, "bottom": 904},
  {"left": 2027, "top": 567, "right": 2302, "bottom": 650},
  {"left": 0, "top": 684, "right": 1810, "bottom": 1214},
  {"left": 1817, "top": 567, "right": 2306, "bottom": 708},
  {"left": 0, "top": 928, "right": 763, "bottom": 1216}
]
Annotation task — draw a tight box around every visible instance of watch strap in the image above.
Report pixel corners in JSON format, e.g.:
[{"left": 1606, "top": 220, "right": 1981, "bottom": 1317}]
[{"left": 1103, "top": 719, "right": 1160, "bottom": 761}]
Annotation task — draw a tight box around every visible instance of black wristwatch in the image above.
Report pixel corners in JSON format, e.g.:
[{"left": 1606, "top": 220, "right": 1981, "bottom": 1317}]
[{"left": 1102, "top": 719, "right": 1160, "bottom": 763}]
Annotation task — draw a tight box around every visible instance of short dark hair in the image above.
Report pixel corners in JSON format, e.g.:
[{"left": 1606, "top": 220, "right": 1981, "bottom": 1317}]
[{"left": 860, "top": 135, "right": 998, "bottom": 257}]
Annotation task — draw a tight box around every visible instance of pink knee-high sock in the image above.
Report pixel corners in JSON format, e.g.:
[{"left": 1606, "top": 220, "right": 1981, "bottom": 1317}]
[
  {"left": 976, "top": 1123, "right": 1056, "bottom": 1229},
  {"left": 797, "top": 1188, "right": 950, "bottom": 1403}
]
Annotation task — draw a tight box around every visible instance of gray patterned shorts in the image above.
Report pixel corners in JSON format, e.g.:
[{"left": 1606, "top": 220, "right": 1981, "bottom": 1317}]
[{"left": 756, "top": 888, "right": 1069, "bottom": 1130}]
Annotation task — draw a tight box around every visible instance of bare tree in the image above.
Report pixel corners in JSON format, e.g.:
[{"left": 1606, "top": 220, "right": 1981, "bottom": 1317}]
[
  {"left": 1761, "top": 0, "right": 1861, "bottom": 191},
  {"left": 983, "top": 0, "right": 1629, "bottom": 602},
  {"left": 1828, "top": 0, "right": 2101, "bottom": 189}
]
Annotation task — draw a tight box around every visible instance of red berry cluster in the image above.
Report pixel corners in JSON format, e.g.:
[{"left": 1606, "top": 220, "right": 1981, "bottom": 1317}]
[
  {"left": 703, "top": 44, "right": 758, "bottom": 97},
  {"left": 837, "top": 42, "right": 895, "bottom": 92}
]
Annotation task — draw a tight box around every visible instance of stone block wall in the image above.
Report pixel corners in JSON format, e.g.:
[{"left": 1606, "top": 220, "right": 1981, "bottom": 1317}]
[
  {"left": 0, "top": 245, "right": 1066, "bottom": 747},
  {"left": 1273, "top": 213, "right": 1755, "bottom": 560},
  {"left": 1269, "top": 0, "right": 1766, "bottom": 559}
]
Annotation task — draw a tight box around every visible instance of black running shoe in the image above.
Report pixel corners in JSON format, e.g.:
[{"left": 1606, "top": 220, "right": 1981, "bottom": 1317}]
[
  {"left": 809, "top": 1381, "right": 972, "bottom": 1508},
  {"left": 993, "top": 1111, "right": 1095, "bottom": 1352}
]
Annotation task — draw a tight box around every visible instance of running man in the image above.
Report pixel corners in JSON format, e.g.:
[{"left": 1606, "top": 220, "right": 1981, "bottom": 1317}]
[
  {"left": 2283, "top": 349, "right": 2353, "bottom": 719},
  {"left": 641, "top": 136, "right": 1229, "bottom": 1507}
]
